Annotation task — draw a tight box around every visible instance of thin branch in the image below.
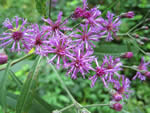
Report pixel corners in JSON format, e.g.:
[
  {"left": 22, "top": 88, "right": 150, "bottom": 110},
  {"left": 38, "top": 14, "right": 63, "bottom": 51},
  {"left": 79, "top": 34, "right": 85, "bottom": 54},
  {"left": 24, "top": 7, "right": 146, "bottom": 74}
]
[
  {"left": 59, "top": 104, "right": 74, "bottom": 112},
  {"left": 80, "top": 104, "right": 110, "bottom": 108},
  {"left": 0, "top": 53, "right": 34, "bottom": 71}
]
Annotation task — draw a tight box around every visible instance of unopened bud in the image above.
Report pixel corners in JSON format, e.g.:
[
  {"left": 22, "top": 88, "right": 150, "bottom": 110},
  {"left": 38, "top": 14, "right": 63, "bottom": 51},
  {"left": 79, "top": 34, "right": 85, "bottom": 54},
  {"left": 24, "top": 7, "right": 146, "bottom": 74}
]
[
  {"left": 122, "top": 52, "right": 133, "bottom": 59},
  {"left": 112, "top": 103, "right": 123, "bottom": 111},
  {"left": 113, "top": 93, "right": 123, "bottom": 101},
  {"left": 141, "top": 26, "right": 149, "bottom": 30},
  {"left": 0, "top": 53, "right": 8, "bottom": 64},
  {"left": 121, "top": 11, "right": 134, "bottom": 18},
  {"left": 145, "top": 72, "right": 150, "bottom": 78}
]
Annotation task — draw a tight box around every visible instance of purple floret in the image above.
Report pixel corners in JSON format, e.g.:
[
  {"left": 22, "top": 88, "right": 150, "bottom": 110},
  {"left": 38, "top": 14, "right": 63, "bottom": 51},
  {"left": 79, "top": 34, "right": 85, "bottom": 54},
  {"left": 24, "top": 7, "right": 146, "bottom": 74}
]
[
  {"left": 132, "top": 57, "right": 150, "bottom": 81},
  {"left": 0, "top": 16, "right": 30, "bottom": 52}
]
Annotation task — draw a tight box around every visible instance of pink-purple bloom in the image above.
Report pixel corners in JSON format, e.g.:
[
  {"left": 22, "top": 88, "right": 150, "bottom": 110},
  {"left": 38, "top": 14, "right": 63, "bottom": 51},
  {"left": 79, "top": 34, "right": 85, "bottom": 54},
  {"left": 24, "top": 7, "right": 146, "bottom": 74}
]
[
  {"left": 0, "top": 16, "right": 29, "bottom": 52},
  {"left": 132, "top": 57, "right": 150, "bottom": 80},
  {"left": 42, "top": 35, "right": 73, "bottom": 69},
  {"left": 25, "top": 24, "right": 49, "bottom": 54},
  {"left": 71, "top": 24, "right": 104, "bottom": 50},
  {"left": 66, "top": 48, "right": 94, "bottom": 79},
  {"left": 89, "top": 56, "right": 122, "bottom": 88},
  {"left": 113, "top": 75, "right": 131, "bottom": 98},
  {"left": 102, "top": 11, "right": 121, "bottom": 41},
  {"left": 42, "top": 12, "right": 72, "bottom": 36}
]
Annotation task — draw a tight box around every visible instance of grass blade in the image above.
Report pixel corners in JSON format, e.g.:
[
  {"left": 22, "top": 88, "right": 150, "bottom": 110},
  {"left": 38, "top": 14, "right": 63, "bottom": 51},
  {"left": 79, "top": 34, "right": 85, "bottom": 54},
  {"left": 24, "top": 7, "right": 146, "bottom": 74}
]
[
  {"left": 0, "top": 61, "right": 11, "bottom": 112},
  {"left": 16, "top": 56, "right": 42, "bottom": 113}
]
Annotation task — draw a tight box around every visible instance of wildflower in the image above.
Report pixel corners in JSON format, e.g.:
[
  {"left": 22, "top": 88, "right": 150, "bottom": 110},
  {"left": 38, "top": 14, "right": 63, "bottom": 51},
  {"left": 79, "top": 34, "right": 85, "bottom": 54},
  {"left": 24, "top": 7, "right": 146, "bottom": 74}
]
[
  {"left": 89, "top": 58, "right": 108, "bottom": 88},
  {"left": 72, "top": 24, "right": 104, "bottom": 50},
  {"left": 102, "top": 11, "right": 121, "bottom": 41},
  {"left": 0, "top": 16, "right": 29, "bottom": 52},
  {"left": 72, "top": 0, "right": 88, "bottom": 18},
  {"left": 112, "top": 103, "right": 122, "bottom": 111},
  {"left": 67, "top": 48, "right": 94, "bottom": 79},
  {"left": 121, "top": 52, "right": 133, "bottom": 59},
  {"left": 112, "top": 93, "right": 123, "bottom": 101},
  {"left": 103, "top": 56, "right": 122, "bottom": 81},
  {"left": 42, "top": 35, "right": 73, "bottom": 69},
  {"left": 0, "top": 53, "right": 8, "bottom": 64},
  {"left": 113, "top": 75, "right": 131, "bottom": 98},
  {"left": 132, "top": 57, "right": 149, "bottom": 80},
  {"left": 25, "top": 24, "right": 49, "bottom": 54},
  {"left": 42, "top": 12, "right": 72, "bottom": 36}
]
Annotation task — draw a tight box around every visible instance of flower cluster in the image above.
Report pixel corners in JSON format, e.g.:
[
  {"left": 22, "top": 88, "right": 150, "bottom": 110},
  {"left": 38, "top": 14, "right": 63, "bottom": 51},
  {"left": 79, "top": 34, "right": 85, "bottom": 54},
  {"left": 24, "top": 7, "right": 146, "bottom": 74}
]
[{"left": 1, "top": 0, "right": 149, "bottom": 112}]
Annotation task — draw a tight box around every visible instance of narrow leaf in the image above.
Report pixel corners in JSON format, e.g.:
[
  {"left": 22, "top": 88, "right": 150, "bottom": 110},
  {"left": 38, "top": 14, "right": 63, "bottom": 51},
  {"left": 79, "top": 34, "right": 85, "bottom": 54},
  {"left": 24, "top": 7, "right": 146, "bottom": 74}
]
[
  {"left": 0, "top": 61, "right": 11, "bottom": 112},
  {"left": 16, "top": 56, "right": 42, "bottom": 113}
]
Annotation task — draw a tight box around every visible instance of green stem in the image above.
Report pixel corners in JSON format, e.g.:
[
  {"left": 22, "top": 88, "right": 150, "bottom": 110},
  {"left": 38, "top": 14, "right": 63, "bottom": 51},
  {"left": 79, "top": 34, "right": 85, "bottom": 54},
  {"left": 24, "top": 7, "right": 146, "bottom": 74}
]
[
  {"left": 127, "top": 34, "right": 149, "bottom": 56},
  {"left": 49, "top": 64, "right": 76, "bottom": 103},
  {"left": 80, "top": 104, "right": 110, "bottom": 108},
  {"left": 0, "top": 53, "right": 34, "bottom": 71},
  {"left": 121, "top": 65, "right": 146, "bottom": 73},
  {"left": 59, "top": 104, "right": 74, "bottom": 112}
]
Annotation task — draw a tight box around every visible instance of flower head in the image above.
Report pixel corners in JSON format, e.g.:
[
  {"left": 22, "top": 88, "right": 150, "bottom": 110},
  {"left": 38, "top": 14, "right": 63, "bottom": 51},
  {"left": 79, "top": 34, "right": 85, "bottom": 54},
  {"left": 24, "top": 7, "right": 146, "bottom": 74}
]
[
  {"left": 42, "top": 35, "right": 73, "bottom": 69},
  {"left": 25, "top": 24, "right": 49, "bottom": 54},
  {"left": 102, "top": 11, "right": 121, "bottom": 41},
  {"left": 132, "top": 57, "right": 149, "bottom": 80},
  {"left": 42, "top": 12, "right": 72, "bottom": 36},
  {"left": 72, "top": 24, "right": 104, "bottom": 50},
  {"left": 113, "top": 75, "right": 131, "bottom": 98},
  {"left": 0, "top": 16, "right": 29, "bottom": 52},
  {"left": 66, "top": 48, "right": 94, "bottom": 79}
]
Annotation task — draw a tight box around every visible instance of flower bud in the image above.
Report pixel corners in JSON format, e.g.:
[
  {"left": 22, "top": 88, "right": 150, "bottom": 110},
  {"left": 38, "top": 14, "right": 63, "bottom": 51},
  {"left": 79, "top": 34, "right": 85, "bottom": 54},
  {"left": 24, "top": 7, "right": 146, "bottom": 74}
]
[
  {"left": 120, "top": 11, "right": 134, "bottom": 18},
  {"left": 145, "top": 72, "right": 150, "bottom": 78},
  {"left": 112, "top": 103, "right": 123, "bottom": 111},
  {"left": 121, "top": 52, "right": 133, "bottom": 59},
  {"left": 0, "top": 53, "right": 8, "bottom": 64},
  {"left": 113, "top": 93, "right": 123, "bottom": 101},
  {"left": 141, "top": 26, "right": 149, "bottom": 30}
]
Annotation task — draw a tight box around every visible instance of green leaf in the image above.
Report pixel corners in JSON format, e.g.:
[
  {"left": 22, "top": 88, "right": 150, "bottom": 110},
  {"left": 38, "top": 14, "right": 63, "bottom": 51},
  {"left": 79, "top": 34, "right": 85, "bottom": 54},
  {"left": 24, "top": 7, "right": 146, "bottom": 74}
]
[
  {"left": 9, "top": 70, "right": 54, "bottom": 113},
  {"left": 35, "top": 0, "right": 46, "bottom": 16},
  {"left": 94, "top": 43, "right": 138, "bottom": 59},
  {"left": 6, "top": 92, "right": 54, "bottom": 113},
  {"left": 16, "top": 56, "right": 42, "bottom": 113},
  {"left": 9, "top": 70, "right": 22, "bottom": 87},
  {"left": 0, "top": 61, "right": 11, "bottom": 112}
]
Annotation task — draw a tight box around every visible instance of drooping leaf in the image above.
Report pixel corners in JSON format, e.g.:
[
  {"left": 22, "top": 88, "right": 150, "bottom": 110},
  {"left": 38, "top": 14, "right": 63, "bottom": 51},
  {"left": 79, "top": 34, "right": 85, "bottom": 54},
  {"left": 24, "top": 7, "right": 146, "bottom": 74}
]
[
  {"left": 16, "top": 56, "right": 42, "bottom": 113},
  {"left": 0, "top": 61, "right": 11, "bottom": 112}
]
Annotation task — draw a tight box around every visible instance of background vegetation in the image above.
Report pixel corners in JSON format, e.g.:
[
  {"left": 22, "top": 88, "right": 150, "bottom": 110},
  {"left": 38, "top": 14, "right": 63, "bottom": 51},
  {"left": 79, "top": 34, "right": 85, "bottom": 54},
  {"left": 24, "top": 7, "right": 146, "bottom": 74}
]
[{"left": 0, "top": 0, "right": 150, "bottom": 113}]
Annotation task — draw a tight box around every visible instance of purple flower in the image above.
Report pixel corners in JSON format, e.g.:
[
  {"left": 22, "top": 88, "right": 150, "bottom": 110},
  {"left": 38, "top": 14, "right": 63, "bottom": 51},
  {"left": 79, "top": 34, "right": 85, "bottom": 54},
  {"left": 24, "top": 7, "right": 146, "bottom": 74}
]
[
  {"left": 84, "top": 8, "right": 104, "bottom": 28},
  {"left": 0, "top": 16, "right": 30, "bottom": 52},
  {"left": 113, "top": 75, "right": 131, "bottom": 98},
  {"left": 132, "top": 57, "right": 149, "bottom": 80},
  {"left": 71, "top": 24, "right": 104, "bottom": 50},
  {"left": 89, "top": 56, "right": 122, "bottom": 88},
  {"left": 25, "top": 24, "right": 49, "bottom": 54},
  {"left": 42, "top": 12, "right": 72, "bottom": 36},
  {"left": 103, "top": 56, "right": 122, "bottom": 81},
  {"left": 89, "top": 58, "right": 108, "bottom": 88},
  {"left": 66, "top": 48, "right": 94, "bottom": 79},
  {"left": 102, "top": 11, "right": 121, "bottom": 41},
  {"left": 73, "top": 0, "right": 88, "bottom": 18},
  {"left": 42, "top": 35, "right": 73, "bottom": 69}
]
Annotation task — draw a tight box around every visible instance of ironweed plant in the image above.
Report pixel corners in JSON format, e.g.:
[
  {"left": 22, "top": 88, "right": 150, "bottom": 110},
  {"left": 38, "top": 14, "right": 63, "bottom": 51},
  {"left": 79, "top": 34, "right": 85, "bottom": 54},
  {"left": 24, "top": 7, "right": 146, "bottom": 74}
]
[{"left": 0, "top": 0, "right": 150, "bottom": 113}]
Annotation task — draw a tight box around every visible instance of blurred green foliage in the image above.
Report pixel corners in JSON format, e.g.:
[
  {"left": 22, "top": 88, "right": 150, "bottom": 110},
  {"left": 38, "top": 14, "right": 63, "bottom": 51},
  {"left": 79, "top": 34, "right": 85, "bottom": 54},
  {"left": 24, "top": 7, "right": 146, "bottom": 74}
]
[{"left": 0, "top": 0, "right": 150, "bottom": 113}]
